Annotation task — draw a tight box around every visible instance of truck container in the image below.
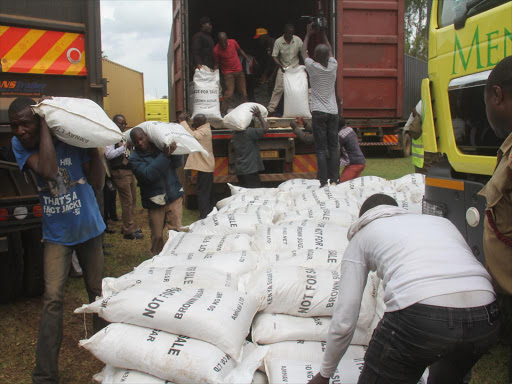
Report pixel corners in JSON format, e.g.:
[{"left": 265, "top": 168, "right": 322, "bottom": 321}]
[
  {"left": 169, "top": 0, "right": 426, "bottom": 205},
  {"left": 0, "top": 0, "right": 104, "bottom": 302},
  {"left": 103, "top": 58, "right": 145, "bottom": 127},
  {"left": 145, "top": 99, "right": 170, "bottom": 122}
]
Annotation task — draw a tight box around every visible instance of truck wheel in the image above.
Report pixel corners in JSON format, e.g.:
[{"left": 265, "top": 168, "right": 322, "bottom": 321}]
[
  {"left": 400, "top": 133, "right": 412, "bottom": 157},
  {"left": 0, "top": 232, "right": 24, "bottom": 304},
  {"left": 21, "top": 228, "right": 44, "bottom": 298}
]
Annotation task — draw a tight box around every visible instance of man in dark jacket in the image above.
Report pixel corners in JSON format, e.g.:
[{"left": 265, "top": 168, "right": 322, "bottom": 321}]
[{"left": 128, "top": 128, "right": 184, "bottom": 256}]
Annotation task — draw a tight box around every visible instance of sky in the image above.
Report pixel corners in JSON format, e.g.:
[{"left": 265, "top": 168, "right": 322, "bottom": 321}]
[{"left": 100, "top": 0, "right": 173, "bottom": 101}]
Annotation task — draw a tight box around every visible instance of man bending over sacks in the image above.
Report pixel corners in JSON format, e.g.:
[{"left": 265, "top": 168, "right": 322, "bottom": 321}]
[
  {"left": 9, "top": 96, "right": 107, "bottom": 383},
  {"left": 308, "top": 194, "right": 501, "bottom": 384},
  {"left": 128, "top": 128, "right": 184, "bottom": 256}
]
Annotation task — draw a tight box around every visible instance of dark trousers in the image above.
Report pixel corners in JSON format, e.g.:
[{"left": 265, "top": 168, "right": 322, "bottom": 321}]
[
  {"left": 103, "top": 181, "right": 118, "bottom": 221},
  {"left": 312, "top": 111, "right": 340, "bottom": 185},
  {"left": 197, "top": 171, "right": 215, "bottom": 219},
  {"left": 32, "top": 235, "right": 108, "bottom": 384},
  {"left": 359, "top": 302, "right": 501, "bottom": 384},
  {"left": 237, "top": 173, "right": 262, "bottom": 189}
]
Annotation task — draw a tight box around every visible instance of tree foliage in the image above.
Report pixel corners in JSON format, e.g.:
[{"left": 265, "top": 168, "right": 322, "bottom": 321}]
[{"left": 405, "top": 0, "right": 429, "bottom": 60}]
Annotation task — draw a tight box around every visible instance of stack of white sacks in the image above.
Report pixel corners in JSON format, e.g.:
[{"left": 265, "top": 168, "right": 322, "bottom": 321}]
[{"left": 77, "top": 174, "right": 427, "bottom": 384}]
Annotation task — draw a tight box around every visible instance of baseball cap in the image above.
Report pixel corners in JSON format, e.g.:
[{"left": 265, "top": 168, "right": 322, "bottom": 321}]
[{"left": 253, "top": 28, "right": 268, "bottom": 39}]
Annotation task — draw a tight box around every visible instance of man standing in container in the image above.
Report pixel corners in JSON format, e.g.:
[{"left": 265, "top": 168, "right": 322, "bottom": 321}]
[
  {"left": 302, "top": 24, "right": 339, "bottom": 187},
  {"left": 267, "top": 24, "right": 303, "bottom": 116},
  {"left": 179, "top": 113, "right": 215, "bottom": 219},
  {"left": 105, "top": 114, "right": 142, "bottom": 240},
  {"left": 128, "top": 128, "right": 184, "bottom": 256},
  {"left": 232, "top": 106, "right": 270, "bottom": 188},
  {"left": 214, "top": 32, "right": 250, "bottom": 116},
  {"left": 8, "top": 96, "right": 107, "bottom": 384},
  {"left": 191, "top": 16, "right": 215, "bottom": 71}
]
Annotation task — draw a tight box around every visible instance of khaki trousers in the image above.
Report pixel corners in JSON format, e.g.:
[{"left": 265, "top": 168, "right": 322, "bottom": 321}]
[
  {"left": 148, "top": 196, "right": 183, "bottom": 256},
  {"left": 111, "top": 169, "right": 137, "bottom": 235},
  {"left": 267, "top": 69, "right": 284, "bottom": 113}
]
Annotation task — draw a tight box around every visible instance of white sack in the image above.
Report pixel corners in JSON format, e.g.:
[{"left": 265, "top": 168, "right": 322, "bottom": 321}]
[
  {"left": 217, "top": 204, "right": 274, "bottom": 222},
  {"left": 192, "top": 67, "right": 222, "bottom": 120},
  {"left": 292, "top": 188, "right": 359, "bottom": 213},
  {"left": 336, "top": 176, "right": 390, "bottom": 191},
  {"left": 252, "top": 371, "right": 268, "bottom": 384},
  {"left": 274, "top": 208, "right": 357, "bottom": 227},
  {"left": 265, "top": 346, "right": 366, "bottom": 384},
  {"left": 317, "top": 198, "right": 361, "bottom": 214},
  {"left": 283, "top": 66, "right": 312, "bottom": 118},
  {"left": 251, "top": 224, "right": 349, "bottom": 252},
  {"left": 351, "top": 189, "right": 423, "bottom": 213},
  {"left": 217, "top": 192, "right": 289, "bottom": 211},
  {"left": 278, "top": 178, "right": 320, "bottom": 191},
  {"left": 76, "top": 284, "right": 258, "bottom": 360},
  {"left": 161, "top": 232, "right": 252, "bottom": 255},
  {"left": 228, "top": 183, "right": 280, "bottom": 197},
  {"left": 95, "top": 366, "right": 170, "bottom": 384},
  {"left": 189, "top": 213, "right": 271, "bottom": 236},
  {"left": 240, "top": 266, "right": 340, "bottom": 317},
  {"left": 251, "top": 314, "right": 372, "bottom": 346},
  {"left": 31, "top": 97, "right": 122, "bottom": 148},
  {"left": 391, "top": 173, "right": 425, "bottom": 192},
  {"left": 222, "top": 103, "right": 268, "bottom": 131},
  {"left": 126, "top": 121, "right": 208, "bottom": 156},
  {"left": 81, "top": 323, "right": 266, "bottom": 384},
  {"left": 101, "top": 265, "right": 237, "bottom": 297},
  {"left": 137, "top": 250, "right": 258, "bottom": 277},
  {"left": 258, "top": 249, "right": 344, "bottom": 271}
]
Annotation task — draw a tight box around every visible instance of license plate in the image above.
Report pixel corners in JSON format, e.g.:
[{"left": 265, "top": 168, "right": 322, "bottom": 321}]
[
  {"left": 364, "top": 132, "right": 377, "bottom": 136},
  {"left": 260, "top": 150, "right": 278, "bottom": 159}
]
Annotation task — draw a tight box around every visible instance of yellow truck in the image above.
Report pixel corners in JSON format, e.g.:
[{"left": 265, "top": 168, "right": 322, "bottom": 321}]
[
  {"left": 422, "top": 0, "right": 512, "bottom": 263},
  {"left": 145, "top": 99, "right": 170, "bottom": 122}
]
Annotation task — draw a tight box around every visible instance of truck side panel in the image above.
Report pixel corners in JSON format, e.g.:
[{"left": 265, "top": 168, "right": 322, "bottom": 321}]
[{"left": 337, "top": 0, "right": 404, "bottom": 119}]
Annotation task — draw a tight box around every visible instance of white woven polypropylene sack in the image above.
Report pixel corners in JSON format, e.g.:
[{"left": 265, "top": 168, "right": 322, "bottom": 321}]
[
  {"left": 336, "top": 176, "right": 390, "bottom": 191},
  {"left": 188, "top": 213, "right": 271, "bottom": 236},
  {"left": 251, "top": 224, "right": 349, "bottom": 252},
  {"left": 161, "top": 232, "right": 252, "bottom": 255},
  {"left": 258, "top": 249, "right": 343, "bottom": 271},
  {"left": 218, "top": 205, "right": 274, "bottom": 222},
  {"left": 265, "top": 346, "right": 367, "bottom": 384},
  {"left": 31, "top": 97, "right": 122, "bottom": 148},
  {"left": 228, "top": 184, "right": 280, "bottom": 197},
  {"left": 101, "top": 265, "right": 237, "bottom": 297},
  {"left": 81, "top": 323, "right": 267, "bottom": 384},
  {"left": 94, "top": 366, "right": 169, "bottom": 384},
  {"left": 192, "top": 67, "right": 222, "bottom": 120},
  {"left": 317, "top": 198, "right": 361, "bottom": 214},
  {"left": 278, "top": 179, "right": 320, "bottom": 191},
  {"left": 76, "top": 284, "right": 258, "bottom": 360},
  {"left": 283, "top": 66, "right": 312, "bottom": 118},
  {"left": 292, "top": 187, "right": 356, "bottom": 211},
  {"left": 391, "top": 173, "right": 425, "bottom": 192},
  {"left": 137, "top": 250, "right": 258, "bottom": 276},
  {"left": 352, "top": 190, "right": 423, "bottom": 213},
  {"left": 125, "top": 121, "right": 208, "bottom": 156},
  {"left": 274, "top": 208, "right": 357, "bottom": 227},
  {"left": 222, "top": 103, "right": 268, "bottom": 131},
  {"left": 219, "top": 199, "right": 289, "bottom": 218},
  {"left": 240, "top": 266, "right": 340, "bottom": 317},
  {"left": 251, "top": 314, "right": 372, "bottom": 346}
]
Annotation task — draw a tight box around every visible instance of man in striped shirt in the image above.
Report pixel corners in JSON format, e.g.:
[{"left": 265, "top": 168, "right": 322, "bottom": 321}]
[{"left": 302, "top": 23, "right": 339, "bottom": 187}]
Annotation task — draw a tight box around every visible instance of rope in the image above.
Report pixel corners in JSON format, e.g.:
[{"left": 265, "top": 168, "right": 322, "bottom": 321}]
[{"left": 485, "top": 210, "right": 512, "bottom": 247}]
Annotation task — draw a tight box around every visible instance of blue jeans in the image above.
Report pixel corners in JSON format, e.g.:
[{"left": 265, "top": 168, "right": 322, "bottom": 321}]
[
  {"left": 359, "top": 302, "right": 501, "bottom": 384},
  {"left": 32, "top": 235, "right": 107, "bottom": 384},
  {"left": 312, "top": 111, "right": 340, "bottom": 185}
]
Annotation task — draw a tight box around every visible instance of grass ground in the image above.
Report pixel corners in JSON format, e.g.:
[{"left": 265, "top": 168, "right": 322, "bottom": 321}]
[{"left": 0, "top": 156, "right": 508, "bottom": 383}]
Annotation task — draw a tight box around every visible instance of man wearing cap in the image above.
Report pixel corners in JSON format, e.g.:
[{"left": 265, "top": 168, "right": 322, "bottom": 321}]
[
  {"left": 267, "top": 24, "right": 303, "bottom": 116},
  {"left": 253, "top": 28, "right": 276, "bottom": 86},
  {"left": 191, "top": 16, "right": 215, "bottom": 71}
]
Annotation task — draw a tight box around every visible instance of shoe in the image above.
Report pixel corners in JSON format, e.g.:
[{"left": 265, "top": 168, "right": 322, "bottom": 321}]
[
  {"left": 330, "top": 182, "right": 338, "bottom": 187},
  {"left": 320, "top": 183, "right": 328, "bottom": 188},
  {"left": 135, "top": 228, "right": 142, "bottom": 234},
  {"left": 104, "top": 228, "right": 115, "bottom": 234},
  {"left": 124, "top": 232, "right": 144, "bottom": 240}
]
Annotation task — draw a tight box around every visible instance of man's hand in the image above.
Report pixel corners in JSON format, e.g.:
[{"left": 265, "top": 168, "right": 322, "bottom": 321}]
[
  {"left": 306, "top": 22, "right": 315, "bottom": 36},
  {"left": 163, "top": 142, "right": 177, "bottom": 157},
  {"left": 251, "top": 106, "right": 262, "bottom": 117},
  {"left": 307, "top": 372, "right": 330, "bottom": 384},
  {"left": 411, "top": 108, "right": 418, "bottom": 118},
  {"left": 296, "top": 117, "right": 305, "bottom": 126},
  {"left": 38, "top": 95, "right": 53, "bottom": 103},
  {"left": 196, "top": 64, "right": 203, "bottom": 70},
  {"left": 178, "top": 113, "right": 189, "bottom": 122},
  {"left": 281, "top": 66, "right": 286, "bottom": 73},
  {"left": 290, "top": 121, "right": 297, "bottom": 130}
]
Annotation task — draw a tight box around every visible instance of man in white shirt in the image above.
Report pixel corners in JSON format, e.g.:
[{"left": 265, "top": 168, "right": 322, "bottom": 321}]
[
  {"left": 308, "top": 194, "right": 501, "bottom": 384},
  {"left": 302, "top": 23, "right": 339, "bottom": 187}
]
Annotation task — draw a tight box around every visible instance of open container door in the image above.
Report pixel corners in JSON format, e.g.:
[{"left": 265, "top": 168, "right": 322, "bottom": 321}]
[{"left": 170, "top": 0, "right": 188, "bottom": 120}]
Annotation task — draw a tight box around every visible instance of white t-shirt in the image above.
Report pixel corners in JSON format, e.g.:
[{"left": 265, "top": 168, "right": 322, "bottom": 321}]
[
  {"left": 320, "top": 206, "right": 495, "bottom": 378},
  {"left": 305, "top": 57, "right": 338, "bottom": 115}
]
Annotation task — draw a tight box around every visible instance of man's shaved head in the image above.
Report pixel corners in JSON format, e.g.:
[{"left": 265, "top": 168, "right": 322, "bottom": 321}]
[
  {"left": 359, "top": 194, "right": 399, "bottom": 217},
  {"left": 218, "top": 32, "right": 228, "bottom": 48},
  {"left": 485, "top": 56, "right": 512, "bottom": 139},
  {"left": 192, "top": 114, "right": 207, "bottom": 128},
  {"left": 314, "top": 44, "right": 330, "bottom": 65},
  {"left": 131, "top": 127, "right": 150, "bottom": 152}
]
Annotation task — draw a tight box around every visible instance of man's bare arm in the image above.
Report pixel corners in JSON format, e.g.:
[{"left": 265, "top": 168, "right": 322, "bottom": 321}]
[{"left": 25, "top": 118, "right": 58, "bottom": 180}]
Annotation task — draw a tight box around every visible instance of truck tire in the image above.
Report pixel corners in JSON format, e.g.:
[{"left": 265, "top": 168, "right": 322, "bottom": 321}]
[
  {"left": 21, "top": 228, "right": 44, "bottom": 298},
  {"left": 400, "top": 133, "right": 412, "bottom": 157},
  {"left": 0, "top": 232, "right": 24, "bottom": 304}
]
